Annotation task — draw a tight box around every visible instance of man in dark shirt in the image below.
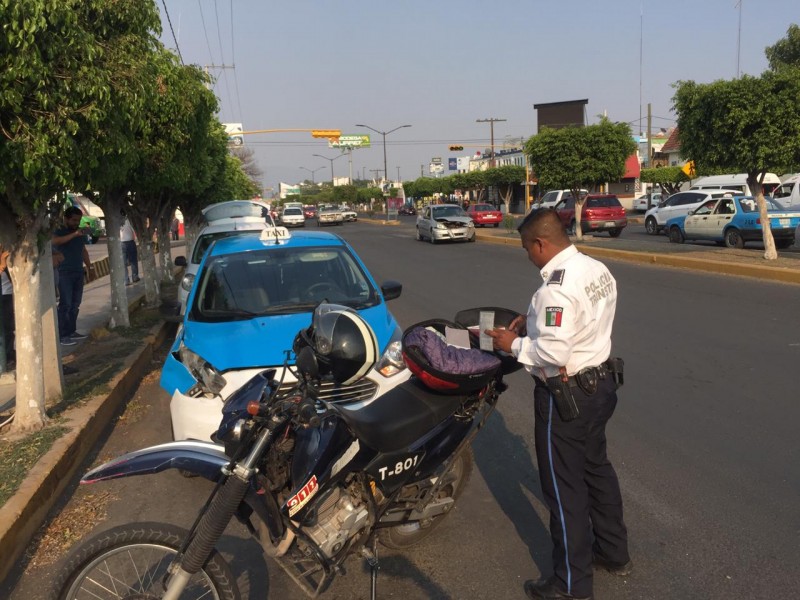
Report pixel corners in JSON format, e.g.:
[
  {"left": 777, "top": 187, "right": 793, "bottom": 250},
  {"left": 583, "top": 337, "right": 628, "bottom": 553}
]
[{"left": 53, "top": 207, "right": 94, "bottom": 346}]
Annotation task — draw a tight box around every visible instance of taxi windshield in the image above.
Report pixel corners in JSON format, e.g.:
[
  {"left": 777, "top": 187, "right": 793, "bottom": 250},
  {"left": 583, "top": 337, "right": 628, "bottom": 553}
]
[{"left": 191, "top": 245, "right": 378, "bottom": 321}]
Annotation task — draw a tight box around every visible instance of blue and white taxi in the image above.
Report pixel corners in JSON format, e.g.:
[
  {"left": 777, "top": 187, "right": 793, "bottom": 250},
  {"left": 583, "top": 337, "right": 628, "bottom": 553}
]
[
  {"left": 161, "top": 226, "right": 409, "bottom": 442},
  {"left": 665, "top": 195, "right": 800, "bottom": 249}
]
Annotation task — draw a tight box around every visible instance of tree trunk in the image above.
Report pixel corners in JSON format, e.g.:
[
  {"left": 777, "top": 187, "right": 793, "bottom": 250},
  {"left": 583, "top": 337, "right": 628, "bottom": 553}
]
[
  {"left": 749, "top": 174, "right": 777, "bottom": 260},
  {"left": 158, "top": 214, "right": 174, "bottom": 284},
  {"left": 184, "top": 219, "right": 200, "bottom": 261},
  {"left": 572, "top": 188, "right": 585, "bottom": 240},
  {"left": 139, "top": 239, "right": 161, "bottom": 307},
  {"left": 9, "top": 235, "right": 47, "bottom": 433},
  {"left": 501, "top": 185, "right": 513, "bottom": 214},
  {"left": 103, "top": 193, "right": 130, "bottom": 329},
  {"left": 40, "top": 243, "right": 64, "bottom": 403}
]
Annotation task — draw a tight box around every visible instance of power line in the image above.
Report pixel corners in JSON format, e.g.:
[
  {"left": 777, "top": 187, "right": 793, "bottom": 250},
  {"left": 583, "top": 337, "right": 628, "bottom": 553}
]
[
  {"left": 161, "top": 0, "right": 184, "bottom": 64},
  {"left": 197, "top": 0, "right": 216, "bottom": 78},
  {"left": 230, "top": 0, "right": 244, "bottom": 123},
  {"left": 213, "top": 0, "right": 234, "bottom": 121}
]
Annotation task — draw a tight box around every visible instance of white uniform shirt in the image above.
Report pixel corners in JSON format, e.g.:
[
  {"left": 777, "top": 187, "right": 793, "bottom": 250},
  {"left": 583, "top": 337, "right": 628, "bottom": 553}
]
[
  {"left": 120, "top": 218, "right": 135, "bottom": 242},
  {"left": 510, "top": 245, "right": 616, "bottom": 379}
]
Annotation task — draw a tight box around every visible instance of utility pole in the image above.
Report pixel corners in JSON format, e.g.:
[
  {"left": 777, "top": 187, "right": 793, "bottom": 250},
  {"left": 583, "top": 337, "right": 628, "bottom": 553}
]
[
  {"left": 369, "top": 168, "right": 383, "bottom": 182},
  {"left": 203, "top": 64, "right": 235, "bottom": 90},
  {"left": 646, "top": 103, "right": 652, "bottom": 170},
  {"left": 396, "top": 166, "right": 401, "bottom": 183},
  {"left": 476, "top": 117, "right": 506, "bottom": 168}
]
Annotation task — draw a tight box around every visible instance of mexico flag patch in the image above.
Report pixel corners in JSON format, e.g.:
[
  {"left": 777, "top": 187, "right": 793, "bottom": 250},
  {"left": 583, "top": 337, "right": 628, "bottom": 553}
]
[{"left": 545, "top": 307, "right": 563, "bottom": 327}]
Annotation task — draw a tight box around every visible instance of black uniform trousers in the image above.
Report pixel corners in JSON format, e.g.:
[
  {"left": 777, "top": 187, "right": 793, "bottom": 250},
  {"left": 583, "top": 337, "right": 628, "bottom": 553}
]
[{"left": 533, "top": 375, "right": 629, "bottom": 598}]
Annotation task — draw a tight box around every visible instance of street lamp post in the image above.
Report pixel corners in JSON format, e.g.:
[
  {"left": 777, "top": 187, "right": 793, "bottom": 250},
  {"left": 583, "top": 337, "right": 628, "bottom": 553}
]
[
  {"left": 312, "top": 153, "right": 346, "bottom": 184},
  {"left": 355, "top": 123, "right": 411, "bottom": 188},
  {"left": 299, "top": 166, "right": 325, "bottom": 183}
]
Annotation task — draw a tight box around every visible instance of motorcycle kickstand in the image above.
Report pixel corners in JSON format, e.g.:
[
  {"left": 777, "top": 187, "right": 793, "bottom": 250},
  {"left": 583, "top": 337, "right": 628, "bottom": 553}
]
[{"left": 362, "top": 536, "right": 379, "bottom": 600}]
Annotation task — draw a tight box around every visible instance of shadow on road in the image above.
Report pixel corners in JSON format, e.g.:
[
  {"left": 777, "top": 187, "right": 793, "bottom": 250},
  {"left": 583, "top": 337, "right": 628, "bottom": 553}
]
[{"left": 473, "top": 410, "right": 552, "bottom": 576}]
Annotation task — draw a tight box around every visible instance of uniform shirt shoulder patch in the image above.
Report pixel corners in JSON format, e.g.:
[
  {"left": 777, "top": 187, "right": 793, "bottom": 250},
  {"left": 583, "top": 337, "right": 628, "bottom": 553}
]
[
  {"left": 545, "top": 307, "right": 563, "bottom": 327},
  {"left": 547, "top": 269, "right": 565, "bottom": 286}
]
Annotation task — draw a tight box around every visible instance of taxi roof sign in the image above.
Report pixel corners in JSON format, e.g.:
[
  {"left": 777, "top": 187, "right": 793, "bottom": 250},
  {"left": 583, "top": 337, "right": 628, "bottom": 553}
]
[{"left": 260, "top": 226, "right": 292, "bottom": 243}]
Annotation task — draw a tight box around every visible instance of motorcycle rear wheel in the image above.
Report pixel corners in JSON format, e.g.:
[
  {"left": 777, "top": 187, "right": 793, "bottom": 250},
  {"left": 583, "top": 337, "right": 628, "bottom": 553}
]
[
  {"left": 380, "top": 447, "right": 474, "bottom": 550},
  {"left": 53, "top": 522, "right": 240, "bottom": 600}
]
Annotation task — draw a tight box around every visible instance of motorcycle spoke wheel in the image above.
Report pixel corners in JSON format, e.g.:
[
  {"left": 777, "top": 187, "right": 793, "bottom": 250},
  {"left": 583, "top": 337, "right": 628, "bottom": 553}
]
[
  {"left": 380, "top": 447, "right": 473, "bottom": 550},
  {"left": 54, "top": 522, "right": 239, "bottom": 600}
]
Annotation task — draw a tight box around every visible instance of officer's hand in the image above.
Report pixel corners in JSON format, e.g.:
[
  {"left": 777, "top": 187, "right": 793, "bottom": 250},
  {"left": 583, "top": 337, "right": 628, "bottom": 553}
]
[
  {"left": 484, "top": 328, "right": 518, "bottom": 354},
  {"left": 509, "top": 315, "right": 527, "bottom": 336}
]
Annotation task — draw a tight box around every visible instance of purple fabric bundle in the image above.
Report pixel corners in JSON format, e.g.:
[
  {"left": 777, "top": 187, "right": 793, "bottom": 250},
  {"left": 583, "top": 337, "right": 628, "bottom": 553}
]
[{"left": 404, "top": 327, "right": 501, "bottom": 375}]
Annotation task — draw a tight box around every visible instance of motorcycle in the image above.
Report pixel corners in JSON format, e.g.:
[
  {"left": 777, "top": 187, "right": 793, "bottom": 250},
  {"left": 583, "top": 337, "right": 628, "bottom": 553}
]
[{"left": 53, "top": 304, "right": 518, "bottom": 600}]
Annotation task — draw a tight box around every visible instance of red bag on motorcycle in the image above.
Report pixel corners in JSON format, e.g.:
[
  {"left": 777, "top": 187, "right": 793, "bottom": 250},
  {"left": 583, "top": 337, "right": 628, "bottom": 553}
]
[{"left": 402, "top": 319, "right": 502, "bottom": 394}]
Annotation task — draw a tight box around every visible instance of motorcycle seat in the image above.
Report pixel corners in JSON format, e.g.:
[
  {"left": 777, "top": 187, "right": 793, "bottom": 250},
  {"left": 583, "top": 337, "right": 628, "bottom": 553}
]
[{"left": 332, "top": 378, "right": 469, "bottom": 452}]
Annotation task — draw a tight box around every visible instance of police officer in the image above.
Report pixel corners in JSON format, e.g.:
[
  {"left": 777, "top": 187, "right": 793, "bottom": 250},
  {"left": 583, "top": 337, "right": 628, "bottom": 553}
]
[{"left": 487, "top": 209, "right": 630, "bottom": 600}]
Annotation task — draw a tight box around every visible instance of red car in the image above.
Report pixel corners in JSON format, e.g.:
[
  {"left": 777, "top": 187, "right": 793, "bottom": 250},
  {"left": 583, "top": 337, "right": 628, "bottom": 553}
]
[
  {"left": 303, "top": 205, "right": 317, "bottom": 219},
  {"left": 466, "top": 203, "right": 503, "bottom": 227},
  {"left": 554, "top": 194, "right": 627, "bottom": 237}
]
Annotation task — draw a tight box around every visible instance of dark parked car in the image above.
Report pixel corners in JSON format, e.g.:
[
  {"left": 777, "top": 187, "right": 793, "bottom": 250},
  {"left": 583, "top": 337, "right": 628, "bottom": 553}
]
[
  {"left": 554, "top": 194, "right": 627, "bottom": 237},
  {"left": 398, "top": 205, "right": 417, "bottom": 216}
]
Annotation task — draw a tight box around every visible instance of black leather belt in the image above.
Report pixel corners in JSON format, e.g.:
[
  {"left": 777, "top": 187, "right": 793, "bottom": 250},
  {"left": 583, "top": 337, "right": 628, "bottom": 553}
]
[{"left": 533, "top": 364, "right": 609, "bottom": 389}]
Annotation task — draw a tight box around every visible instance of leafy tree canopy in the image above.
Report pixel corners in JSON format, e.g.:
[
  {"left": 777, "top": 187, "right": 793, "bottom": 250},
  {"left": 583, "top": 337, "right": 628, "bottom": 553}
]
[
  {"left": 766, "top": 24, "right": 800, "bottom": 71},
  {"left": 525, "top": 118, "right": 637, "bottom": 192}
]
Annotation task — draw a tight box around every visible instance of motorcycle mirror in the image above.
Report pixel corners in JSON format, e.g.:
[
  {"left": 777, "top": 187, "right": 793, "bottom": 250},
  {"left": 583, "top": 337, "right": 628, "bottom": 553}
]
[{"left": 296, "top": 346, "right": 319, "bottom": 380}]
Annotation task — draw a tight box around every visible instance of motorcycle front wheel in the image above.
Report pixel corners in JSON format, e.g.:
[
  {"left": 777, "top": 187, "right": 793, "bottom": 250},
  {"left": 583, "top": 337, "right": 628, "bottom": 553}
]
[
  {"left": 380, "top": 447, "right": 474, "bottom": 550},
  {"left": 53, "top": 522, "right": 240, "bottom": 600}
]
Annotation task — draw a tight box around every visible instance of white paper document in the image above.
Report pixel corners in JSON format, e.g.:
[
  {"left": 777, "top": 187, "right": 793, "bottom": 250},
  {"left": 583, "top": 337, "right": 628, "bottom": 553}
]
[
  {"left": 479, "top": 311, "right": 495, "bottom": 351},
  {"left": 445, "top": 326, "right": 471, "bottom": 349}
]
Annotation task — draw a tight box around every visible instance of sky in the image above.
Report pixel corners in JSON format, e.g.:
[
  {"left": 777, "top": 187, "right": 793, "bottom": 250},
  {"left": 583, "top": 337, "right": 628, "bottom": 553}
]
[{"left": 158, "top": 0, "right": 797, "bottom": 195}]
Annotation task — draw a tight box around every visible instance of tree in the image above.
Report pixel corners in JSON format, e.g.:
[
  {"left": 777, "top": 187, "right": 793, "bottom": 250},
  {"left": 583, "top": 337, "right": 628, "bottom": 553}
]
[
  {"left": 126, "top": 54, "right": 220, "bottom": 305},
  {"left": 485, "top": 165, "right": 526, "bottom": 213},
  {"left": 640, "top": 166, "right": 689, "bottom": 196},
  {"left": 765, "top": 24, "right": 800, "bottom": 71},
  {"left": 526, "top": 119, "right": 636, "bottom": 239},
  {"left": 0, "top": 0, "right": 131, "bottom": 432},
  {"left": 229, "top": 146, "right": 264, "bottom": 192},
  {"left": 80, "top": 1, "right": 163, "bottom": 329},
  {"left": 673, "top": 70, "right": 800, "bottom": 259}
]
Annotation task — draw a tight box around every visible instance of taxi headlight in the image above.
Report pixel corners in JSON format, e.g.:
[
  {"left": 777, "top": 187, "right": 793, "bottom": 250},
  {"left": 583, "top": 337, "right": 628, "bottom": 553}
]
[
  {"left": 177, "top": 344, "right": 226, "bottom": 395},
  {"left": 180, "top": 273, "right": 195, "bottom": 292},
  {"left": 376, "top": 340, "right": 406, "bottom": 378}
]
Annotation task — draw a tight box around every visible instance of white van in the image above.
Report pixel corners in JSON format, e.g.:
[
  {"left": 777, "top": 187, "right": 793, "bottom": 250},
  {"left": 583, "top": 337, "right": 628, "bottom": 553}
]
[
  {"left": 773, "top": 174, "right": 800, "bottom": 208},
  {"left": 535, "top": 189, "right": 588, "bottom": 210},
  {"left": 690, "top": 173, "right": 783, "bottom": 204}
]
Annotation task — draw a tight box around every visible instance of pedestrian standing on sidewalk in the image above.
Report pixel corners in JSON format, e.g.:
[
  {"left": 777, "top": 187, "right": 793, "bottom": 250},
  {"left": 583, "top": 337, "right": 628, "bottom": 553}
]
[
  {"left": 120, "top": 213, "right": 140, "bottom": 285},
  {"left": 53, "top": 207, "right": 94, "bottom": 347},
  {"left": 486, "top": 209, "right": 630, "bottom": 600},
  {"left": 0, "top": 248, "right": 14, "bottom": 366},
  {"left": 170, "top": 216, "right": 180, "bottom": 241}
]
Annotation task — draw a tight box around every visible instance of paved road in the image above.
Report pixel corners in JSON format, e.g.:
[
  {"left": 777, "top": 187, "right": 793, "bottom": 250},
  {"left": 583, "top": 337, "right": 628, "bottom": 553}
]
[{"left": 8, "top": 222, "right": 800, "bottom": 599}]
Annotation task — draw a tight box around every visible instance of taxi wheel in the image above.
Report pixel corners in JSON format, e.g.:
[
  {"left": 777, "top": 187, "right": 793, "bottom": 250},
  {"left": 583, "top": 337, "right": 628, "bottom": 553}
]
[
  {"left": 724, "top": 228, "right": 744, "bottom": 249},
  {"left": 668, "top": 226, "right": 685, "bottom": 244}
]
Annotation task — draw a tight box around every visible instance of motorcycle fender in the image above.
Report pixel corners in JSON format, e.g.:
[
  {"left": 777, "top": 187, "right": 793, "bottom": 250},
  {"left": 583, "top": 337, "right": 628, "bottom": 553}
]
[{"left": 80, "top": 440, "right": 229, "bottom": 485}]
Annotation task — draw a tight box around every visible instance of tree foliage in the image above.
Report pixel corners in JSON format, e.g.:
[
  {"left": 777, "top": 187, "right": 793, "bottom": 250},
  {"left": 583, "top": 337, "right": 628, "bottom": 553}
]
[
  {"left": 640, "top": 166, "right": 688, "bottom": 196},
  {"left": 673, "top": 70, "right": 800, "bottom": 259},
  {"left": 765, "top": 23, "right": 800, "bottom": 72},
  {"left": 526, "top": 119, "right": 636, "bottom": 238}
]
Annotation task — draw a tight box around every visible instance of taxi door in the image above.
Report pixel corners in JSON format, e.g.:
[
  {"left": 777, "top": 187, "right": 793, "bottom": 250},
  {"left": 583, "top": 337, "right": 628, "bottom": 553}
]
[
  {"left": 710, "top": 198, "right": 736, "bottom": 240},
  {"left": 683, "top": 199, "right": 719, "bottom": 239}
]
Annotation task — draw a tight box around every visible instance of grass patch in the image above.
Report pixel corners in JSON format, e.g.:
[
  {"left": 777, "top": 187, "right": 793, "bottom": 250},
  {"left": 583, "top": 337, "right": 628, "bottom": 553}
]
[{"left": 0, "top": 425, "right": 68, "bottom": 507}]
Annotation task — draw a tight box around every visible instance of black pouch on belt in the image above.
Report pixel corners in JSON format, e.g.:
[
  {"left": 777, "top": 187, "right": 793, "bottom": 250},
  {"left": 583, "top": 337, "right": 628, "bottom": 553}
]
[
  {"left": 576, "top": 367, "right": 599, "bottom": 396},
  {"left": 546, "top": 367, "right": 580, "bottom": 422},
  {"left": 604, "top": 357, "right": 625, "bottom": 389}
]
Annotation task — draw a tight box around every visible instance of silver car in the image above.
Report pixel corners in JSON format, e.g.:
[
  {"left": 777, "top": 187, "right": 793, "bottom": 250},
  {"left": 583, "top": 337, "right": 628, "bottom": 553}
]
[
  {"left": 318, "top": 205, "right": 344, "bottom": 226},
  {"left": 415, "top": 204, "right": 476, "bottom": 243}
]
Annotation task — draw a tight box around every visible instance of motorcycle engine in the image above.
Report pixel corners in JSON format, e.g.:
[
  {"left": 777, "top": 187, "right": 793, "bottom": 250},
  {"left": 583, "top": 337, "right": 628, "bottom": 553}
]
[{"left": 304, "top": 485, "right": 368, "bottom": 558}]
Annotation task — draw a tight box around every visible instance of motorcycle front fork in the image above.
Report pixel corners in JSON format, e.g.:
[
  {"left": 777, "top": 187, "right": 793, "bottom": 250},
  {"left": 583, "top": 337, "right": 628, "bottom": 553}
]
[{"left": 163, "top": 426, "right": 277, "bottom": 599}]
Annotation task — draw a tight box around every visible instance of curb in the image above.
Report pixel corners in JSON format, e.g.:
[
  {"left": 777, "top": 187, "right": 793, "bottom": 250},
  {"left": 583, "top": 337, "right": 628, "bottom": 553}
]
[
  {"left": 0, "top": 316, "right": 173, "bottom": 584},
  {"left": 474, "top": 231, "right": 800, "bottom": 285}
]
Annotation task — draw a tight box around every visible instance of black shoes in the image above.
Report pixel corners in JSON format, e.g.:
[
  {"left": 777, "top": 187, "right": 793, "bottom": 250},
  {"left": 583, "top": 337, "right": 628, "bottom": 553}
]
[
  {"left": 593, "top": 555, "right": 633, "bottom": 577},
  {"left": 524, "top": 578, "right": 592, "bottom": 600}
]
